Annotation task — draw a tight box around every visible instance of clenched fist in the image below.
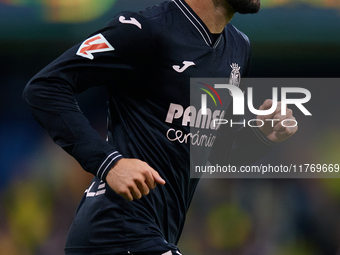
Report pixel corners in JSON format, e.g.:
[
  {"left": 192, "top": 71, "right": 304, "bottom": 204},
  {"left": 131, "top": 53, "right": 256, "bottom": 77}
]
[
  {"left": 106, "top": 158, "right": 166, "bottom": 201},
  {"left": 257, "top": 99, "right": 298, "bottom": 143}
]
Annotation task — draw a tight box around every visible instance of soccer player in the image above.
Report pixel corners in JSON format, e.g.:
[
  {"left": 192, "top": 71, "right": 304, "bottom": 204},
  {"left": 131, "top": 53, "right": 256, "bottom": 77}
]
[{"left": 23, "top": 0, "right": 297, "bottom": 254}]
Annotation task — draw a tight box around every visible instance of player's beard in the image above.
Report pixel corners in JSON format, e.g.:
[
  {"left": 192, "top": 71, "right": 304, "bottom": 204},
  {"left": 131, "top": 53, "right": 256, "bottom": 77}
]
[{"left": 226, "top": 0, "right": 261, "bottom": 14}]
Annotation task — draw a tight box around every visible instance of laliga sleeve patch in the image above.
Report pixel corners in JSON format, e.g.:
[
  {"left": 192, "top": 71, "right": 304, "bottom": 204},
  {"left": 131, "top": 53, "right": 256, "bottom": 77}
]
[{"left": 76, "top": 33, "right": 114, "bottom": 60}]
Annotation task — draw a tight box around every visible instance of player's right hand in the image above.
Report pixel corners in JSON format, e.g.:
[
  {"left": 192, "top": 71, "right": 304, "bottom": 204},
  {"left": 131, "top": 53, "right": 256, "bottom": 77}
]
[{"left": 106, "top": 158, "right": 166, "bottom": 201}]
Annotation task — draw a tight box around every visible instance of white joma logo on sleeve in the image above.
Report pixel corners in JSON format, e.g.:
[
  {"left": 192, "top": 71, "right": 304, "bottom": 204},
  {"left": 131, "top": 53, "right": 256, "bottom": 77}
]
[{"left": 119, "top": 16, "right": 142, "bottom": 29}]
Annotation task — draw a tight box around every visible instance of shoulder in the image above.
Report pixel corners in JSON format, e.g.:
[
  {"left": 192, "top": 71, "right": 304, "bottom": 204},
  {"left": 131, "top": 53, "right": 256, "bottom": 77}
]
[
  {"left": 88, "top": 10, "right": 159, "bottom": 57},
  {"left": 97, "top": 2, "right": 174, "bottom": 47},
  {"left": 104, "top": 11, "right": 151, "bottom": 37},
  {"left": 138, "top": 1, "right": 177, "bottom": 25},
  {"left": 226, "top": 23, "right": 251, "bottom": 48},
  {"left": 104, "top": 1, "right": 176, "bottom": 33},
  {"left": 225, "top": 24, "right": 252, "bottom": 76}
]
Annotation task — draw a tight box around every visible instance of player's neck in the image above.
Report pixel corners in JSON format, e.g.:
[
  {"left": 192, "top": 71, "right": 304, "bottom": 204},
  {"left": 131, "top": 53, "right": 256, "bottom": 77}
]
[{"left": 185, "top": 0, "right": 235, "bottom": 34}]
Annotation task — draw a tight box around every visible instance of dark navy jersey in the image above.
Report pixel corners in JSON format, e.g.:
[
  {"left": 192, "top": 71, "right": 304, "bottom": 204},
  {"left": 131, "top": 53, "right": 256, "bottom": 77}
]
[{"left": 23, "top": 0, "right": 274, "bottom": 254}]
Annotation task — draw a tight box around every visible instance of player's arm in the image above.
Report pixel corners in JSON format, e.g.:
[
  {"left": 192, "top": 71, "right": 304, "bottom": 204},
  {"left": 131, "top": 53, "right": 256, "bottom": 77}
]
[
  {"left": 209, "top": 98, "right": 297, "bottom": 166},
  {"left": 23, "top": 12, "right": 164, "bottom": 201},
  {"left": 209, "top": 33, "right": 297, "bottom": 165}
]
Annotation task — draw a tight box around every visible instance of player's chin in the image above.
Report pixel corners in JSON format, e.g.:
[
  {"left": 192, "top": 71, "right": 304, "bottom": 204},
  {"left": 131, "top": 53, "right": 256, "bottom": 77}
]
[{"left": 228, "top": 0, "right": 261, "bottom": 14}]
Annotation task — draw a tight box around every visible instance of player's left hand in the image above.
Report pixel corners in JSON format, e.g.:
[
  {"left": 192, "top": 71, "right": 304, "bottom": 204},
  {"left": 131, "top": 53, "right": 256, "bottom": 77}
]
[{"left": 257, "top": 99, "right": 298, "bottom": 143}]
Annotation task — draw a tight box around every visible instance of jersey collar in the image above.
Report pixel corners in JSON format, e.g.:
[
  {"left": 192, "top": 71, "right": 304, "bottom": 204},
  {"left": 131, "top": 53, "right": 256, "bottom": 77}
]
[{"left": 172, "top": 0, "right": 222, "bottom": 48}]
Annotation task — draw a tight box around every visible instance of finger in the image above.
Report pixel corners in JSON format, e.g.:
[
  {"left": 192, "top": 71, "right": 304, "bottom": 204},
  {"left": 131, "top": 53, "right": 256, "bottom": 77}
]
[
  {"left": 271, "top": 115, "right": 296, "bottom": 129},
  {"left": 270, "top": 101, "right": 282, "bottom": 117},
  {"left": 274, "top": 119, "right": 298, "bottom": 136},
  {"left": 271, "top": 106, "right": 295, "bottom": 125},
  {"left": 136, "top": 180, "right": 150, "bottom": 196},
  {"left": 139, "top": 161, "right": 157, "bottom": 189},
  {"left": 151, "top": 170, "right": 166, "bottom": 185},
  {"left": 130, "top": 185, "right": 142, "bottom": 200},
  {"left": 258, "top": 100, "right": 281, "bottom": 120},
  {"left": 273, "top": 121, "right": 287, "bottom": 133},
  {"left": 144, "top": 170, "right": 157, "bottom": 189},
  {"left": 259, "top": 99, "right": 273, "bottom": 111},
  {"left": 271, "top": 115, "right": 291, "bottom": 132},
  {"left": 285, "top": 108, "right": 293, "bottom": 118},
  {"left": 282, "top": 119, "right": 298, "bottom": 135},
  {"left": 277, "top": 126, "right": 298, "bottom": 140},
  {"left": 276, "top": 105, "right": 290, "bottom": 118},
  {"left": 120, "top": 188, "right": 133, "bottom": 201},
  {"left": 281, "top": 117, "right": 297, "bottom": 127}
]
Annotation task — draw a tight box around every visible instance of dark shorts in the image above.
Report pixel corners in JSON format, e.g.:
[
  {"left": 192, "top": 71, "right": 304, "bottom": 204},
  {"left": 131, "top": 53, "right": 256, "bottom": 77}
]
[
  {"left": 65, "top": 238, "right": 182, "bottom": 255},
  {"left": 65, "top": 178, "right": 183, "bottom": 255},
  {"left": 66, "top": 248, "right": 181, "bottom": 255},
  {"left": 116, "top": 250, "right": 182, "bottom": 255}
]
